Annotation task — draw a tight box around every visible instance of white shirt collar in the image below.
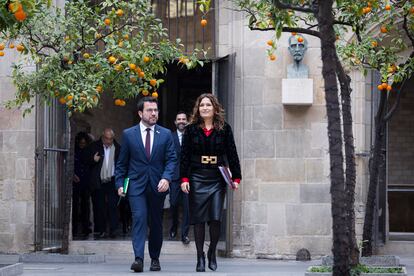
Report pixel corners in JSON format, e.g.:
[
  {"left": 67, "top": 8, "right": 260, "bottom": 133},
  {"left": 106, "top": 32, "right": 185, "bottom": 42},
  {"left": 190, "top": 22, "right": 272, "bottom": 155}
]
[{"left": 139, "top": 122, "right": 155, "bottom": 133}]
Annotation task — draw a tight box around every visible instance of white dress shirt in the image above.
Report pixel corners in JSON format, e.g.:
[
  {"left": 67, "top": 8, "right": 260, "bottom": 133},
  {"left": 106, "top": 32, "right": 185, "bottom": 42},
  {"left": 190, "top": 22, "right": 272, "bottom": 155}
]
[
  {"left": 139, "top": 122, "right": 155, "bottom": 154},
  {"left": 177, "top": 130, "right": 184, "bottom": 146},
  {"left": 103, "top": 144, "right": 115, "bottom": 176}
]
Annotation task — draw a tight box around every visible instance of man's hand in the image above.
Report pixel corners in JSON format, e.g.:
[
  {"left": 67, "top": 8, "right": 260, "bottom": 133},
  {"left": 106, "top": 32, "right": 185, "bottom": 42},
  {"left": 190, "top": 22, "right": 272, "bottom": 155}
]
[
  {"left": 181, "top": 182, "right": 190, "bottom": 194},
  {"left": 94, "top": 152, "right": 101, "bottom": 162},
  {"left": 118, "top": 187, "right": 124, "bottom": 196},
  {"left": 158, "top": 179, "right": 170, "bottom": 192},
  {"left": 233, "top": 182, "right": 239, "bottom": 190}
]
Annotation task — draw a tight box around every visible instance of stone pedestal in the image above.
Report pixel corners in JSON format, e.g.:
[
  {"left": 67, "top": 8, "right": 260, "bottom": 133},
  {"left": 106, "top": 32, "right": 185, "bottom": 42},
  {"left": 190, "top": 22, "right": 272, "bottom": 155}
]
[{"left": 282, "top": 78, "right": 313, "bottom": 105}]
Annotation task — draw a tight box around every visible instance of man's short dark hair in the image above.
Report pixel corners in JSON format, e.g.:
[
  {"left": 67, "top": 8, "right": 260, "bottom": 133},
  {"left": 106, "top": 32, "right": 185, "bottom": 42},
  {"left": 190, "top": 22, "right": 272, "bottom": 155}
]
[
  {"left": 176, "top": 111, "right": 187, "bottom": 119},
  {"left": 137, "top": 96, "right": 158, "bottom": 112}
]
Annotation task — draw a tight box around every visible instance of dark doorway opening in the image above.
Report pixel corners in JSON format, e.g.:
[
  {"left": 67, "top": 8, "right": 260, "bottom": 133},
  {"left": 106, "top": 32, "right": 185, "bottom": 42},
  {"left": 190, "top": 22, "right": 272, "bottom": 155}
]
[{"left": 70, "top": 62, "right": 212, "bottom": 242}]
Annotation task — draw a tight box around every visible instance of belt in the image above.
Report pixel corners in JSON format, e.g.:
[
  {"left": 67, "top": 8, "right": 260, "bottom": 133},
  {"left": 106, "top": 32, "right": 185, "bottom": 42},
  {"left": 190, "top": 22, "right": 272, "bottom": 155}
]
[{"left": 191, "top": 155, "right": 223, "bottom": 165}]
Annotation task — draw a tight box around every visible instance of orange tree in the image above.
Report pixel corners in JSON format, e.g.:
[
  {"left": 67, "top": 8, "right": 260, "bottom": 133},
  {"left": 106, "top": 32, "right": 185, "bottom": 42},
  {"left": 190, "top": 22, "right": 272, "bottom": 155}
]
[
  {"left": 2, "top": 0, "right": 204, "bottom": 115},
  {"left": 201, "top": 0, "right": 414, "bottom": 275},
  {"left": 1, "top": 0, "right": 205, "bottom": 252},
  {"left": 0, "top": 0, "right": 49, "bottom": 31}
]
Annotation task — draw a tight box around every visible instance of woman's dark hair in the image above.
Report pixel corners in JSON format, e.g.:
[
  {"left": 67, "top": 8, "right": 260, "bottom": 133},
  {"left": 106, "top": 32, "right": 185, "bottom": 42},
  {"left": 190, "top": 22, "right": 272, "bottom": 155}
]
[
  {"left": 75, "top": 132, "right": 91, "bottom": 148},
  {"left": 137, "top": 96, "right": 158, "bottom": 112},
  {"left": 190, "top": 93, "right": 225, "bottom": 130}
]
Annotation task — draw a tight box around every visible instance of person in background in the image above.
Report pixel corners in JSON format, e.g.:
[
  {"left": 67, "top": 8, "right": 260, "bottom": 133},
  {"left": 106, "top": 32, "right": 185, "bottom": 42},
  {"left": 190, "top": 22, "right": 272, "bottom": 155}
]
[
  {"left": 169, "top": 111, "right": 190, "bottom": 245},
  {"left": 72, "top": 132, "right": 92, "bottom": 239},
  {"left": 87, "top": 128, "right": 120, "bottom": 239},
  {"left": 180, "top": 93, "right": 242, "bottom": 272}
]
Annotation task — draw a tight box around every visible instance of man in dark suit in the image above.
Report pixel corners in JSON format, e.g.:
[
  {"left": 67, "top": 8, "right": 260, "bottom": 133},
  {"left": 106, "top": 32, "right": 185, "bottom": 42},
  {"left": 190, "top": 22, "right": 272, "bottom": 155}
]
[
  {"left": 115, "top": 97, "right": 177, "bottom": 273},
  {"left": 86, "top": 128, "right": 120, "bottom": 239},
  {"left": 169, "top": 112, "right": 190, "bottom": 244}
]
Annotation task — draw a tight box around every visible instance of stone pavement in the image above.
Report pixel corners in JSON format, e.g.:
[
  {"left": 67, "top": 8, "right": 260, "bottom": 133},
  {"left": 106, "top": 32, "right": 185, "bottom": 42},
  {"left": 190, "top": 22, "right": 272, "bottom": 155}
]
[{"left": 18, "top": 255, "right": 414, "bottom": 276}]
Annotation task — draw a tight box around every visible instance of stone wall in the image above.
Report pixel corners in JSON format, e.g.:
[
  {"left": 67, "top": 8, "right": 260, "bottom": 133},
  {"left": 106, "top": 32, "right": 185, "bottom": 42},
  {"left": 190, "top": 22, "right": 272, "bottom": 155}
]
[
  {"left": 388, "top": 78, "right": 414, "bottom": 185},
  {"left": 216, "top": 0, "right": 370, "bottom": 259},
  {"left": 0, "top": 47, "right": 36, "bottom": 253}
]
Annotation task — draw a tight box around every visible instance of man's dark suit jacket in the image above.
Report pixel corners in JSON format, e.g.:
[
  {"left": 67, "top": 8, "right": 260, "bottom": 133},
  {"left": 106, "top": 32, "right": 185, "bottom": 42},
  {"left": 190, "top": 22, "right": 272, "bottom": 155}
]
[{"left": 86, "top": 138, "right": 120, "bottom": 191}]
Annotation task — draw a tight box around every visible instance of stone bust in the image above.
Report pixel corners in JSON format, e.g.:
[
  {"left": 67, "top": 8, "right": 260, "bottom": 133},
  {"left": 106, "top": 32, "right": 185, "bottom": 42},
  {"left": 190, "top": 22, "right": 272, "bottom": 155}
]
[{"left": 287, "top": 35, "right": 309, "bottom": 78}]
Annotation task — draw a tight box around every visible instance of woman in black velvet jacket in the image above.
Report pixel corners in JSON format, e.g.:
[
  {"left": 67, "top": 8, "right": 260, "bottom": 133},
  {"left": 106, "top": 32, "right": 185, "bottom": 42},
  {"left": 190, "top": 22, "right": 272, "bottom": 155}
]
[{"left": 180, "top": 93, "right": 241, "bottom": 272}]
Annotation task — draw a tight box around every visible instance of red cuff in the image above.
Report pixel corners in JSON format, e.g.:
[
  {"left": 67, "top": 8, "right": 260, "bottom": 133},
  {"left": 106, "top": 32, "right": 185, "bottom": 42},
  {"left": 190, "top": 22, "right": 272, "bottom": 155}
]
[
  {"left": 233, "top": 178, "right": 240, "bottom": 184},
  {"left": 181, "top": 177, "right": 189, "bottom": 183}
]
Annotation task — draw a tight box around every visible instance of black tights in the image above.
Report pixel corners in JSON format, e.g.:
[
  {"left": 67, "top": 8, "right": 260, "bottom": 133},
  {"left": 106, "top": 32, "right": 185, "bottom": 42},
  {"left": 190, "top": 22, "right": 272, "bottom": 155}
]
[{"left": 194, "top": 221, "right": 221, "bottom": 256}]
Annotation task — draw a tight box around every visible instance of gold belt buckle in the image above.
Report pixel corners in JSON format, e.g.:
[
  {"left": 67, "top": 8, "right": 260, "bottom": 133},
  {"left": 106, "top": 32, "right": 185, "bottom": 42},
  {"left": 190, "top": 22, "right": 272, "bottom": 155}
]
[{"left": 201, "top": 155, "right": 217, "bottom": 164}]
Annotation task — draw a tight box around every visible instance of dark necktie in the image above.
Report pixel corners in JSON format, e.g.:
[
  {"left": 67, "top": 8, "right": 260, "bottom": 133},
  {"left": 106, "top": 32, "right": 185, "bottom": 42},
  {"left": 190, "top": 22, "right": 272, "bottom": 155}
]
[{"left": 145, "top": 128, "right": 151, "bottom": 160}]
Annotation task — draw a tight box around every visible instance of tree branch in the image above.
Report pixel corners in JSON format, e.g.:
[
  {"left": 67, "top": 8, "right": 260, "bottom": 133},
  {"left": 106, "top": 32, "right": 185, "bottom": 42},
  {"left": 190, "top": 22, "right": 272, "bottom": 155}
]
[
  {"left": 273, "top": 0, "right": 315, "bottom": 13},
  {"left": 403, "top": 13, "right": 414, "bottom": 48}
]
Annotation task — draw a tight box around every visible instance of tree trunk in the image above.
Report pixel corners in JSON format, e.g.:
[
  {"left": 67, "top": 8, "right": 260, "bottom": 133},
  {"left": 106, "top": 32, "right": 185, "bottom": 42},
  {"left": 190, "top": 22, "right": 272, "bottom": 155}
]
[
  {"left": 318, "top": 1, "right": 350, "bottom": 275},
  {"left": 61, "top": 116, "right": 76, "bottom": 253},
  {"left": 336, "top": 59, "right": 359, "bottom": 266},
  {"left": 362, "top": 90, "right": 387, "bottom": 256}
]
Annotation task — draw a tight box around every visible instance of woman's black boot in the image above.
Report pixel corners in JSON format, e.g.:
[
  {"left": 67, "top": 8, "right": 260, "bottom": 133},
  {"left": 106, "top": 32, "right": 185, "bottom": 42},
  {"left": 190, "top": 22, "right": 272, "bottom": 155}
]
[
  {"left": 196, "top": 252, "right": 206, "bottom": 272},
  {"left": 207, "top": 247, "right": 217, "bottom": 271}
]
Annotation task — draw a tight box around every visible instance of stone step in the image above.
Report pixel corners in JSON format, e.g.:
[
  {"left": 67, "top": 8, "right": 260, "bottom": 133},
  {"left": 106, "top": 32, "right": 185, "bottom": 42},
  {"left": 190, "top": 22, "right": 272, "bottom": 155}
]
[
  {"left": 0, "top": 263, "right": 23, "bottom": 276},
  {"left": 377, "top": 241, "right": 414, "bottom": 256},
  {"left": 69, "top": 240, "right": 197, "bottom": 255}
]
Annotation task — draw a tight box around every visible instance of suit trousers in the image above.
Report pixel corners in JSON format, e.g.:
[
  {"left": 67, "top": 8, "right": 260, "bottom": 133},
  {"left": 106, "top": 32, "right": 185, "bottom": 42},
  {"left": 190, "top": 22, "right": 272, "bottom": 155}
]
[
  {"left": 169, "top": 180, "right": 189, "bottom": 238},
  {"left": 91, "top": 179, "right": 119, "bottom": 234},
  {"left": 129, "top": 184, "right": 166, "bottom": 260}
]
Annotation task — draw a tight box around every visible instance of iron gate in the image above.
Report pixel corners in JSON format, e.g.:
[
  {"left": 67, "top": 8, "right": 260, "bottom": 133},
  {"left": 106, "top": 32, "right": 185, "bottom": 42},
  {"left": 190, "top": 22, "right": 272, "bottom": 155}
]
[{"left": 34, "top": 97, "right": 69, "bottom": 251}]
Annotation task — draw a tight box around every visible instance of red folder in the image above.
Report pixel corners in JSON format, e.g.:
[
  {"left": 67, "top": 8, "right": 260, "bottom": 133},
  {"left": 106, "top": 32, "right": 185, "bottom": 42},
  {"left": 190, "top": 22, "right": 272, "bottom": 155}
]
[{"left": 219, "top": 166, "right": 235, "bottom": 189}]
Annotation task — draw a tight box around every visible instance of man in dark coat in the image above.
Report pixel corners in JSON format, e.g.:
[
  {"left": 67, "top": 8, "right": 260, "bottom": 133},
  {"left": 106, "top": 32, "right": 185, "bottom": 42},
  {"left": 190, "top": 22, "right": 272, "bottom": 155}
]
[
  {"left": 169, "top": 111, "right": 190, "bottom": 244},
  {"left": 86, "top": 128, "right": 120, "bottom": 239}
]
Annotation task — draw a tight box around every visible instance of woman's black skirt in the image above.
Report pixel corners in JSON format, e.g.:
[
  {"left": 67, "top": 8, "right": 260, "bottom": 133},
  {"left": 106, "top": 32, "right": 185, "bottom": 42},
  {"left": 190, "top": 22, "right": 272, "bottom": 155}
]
[{"left": 189, "top": 168, "right": 226, "bottom": 225}]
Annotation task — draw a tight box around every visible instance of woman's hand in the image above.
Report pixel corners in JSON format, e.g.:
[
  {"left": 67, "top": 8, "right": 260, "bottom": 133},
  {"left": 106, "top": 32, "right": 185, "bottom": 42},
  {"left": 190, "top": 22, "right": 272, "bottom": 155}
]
[
  {"left": 233, "top": 182, "right": 239, "bottom": 190},
  {"left": 181, "top": 182, "right": 190, "bottom": 194}
]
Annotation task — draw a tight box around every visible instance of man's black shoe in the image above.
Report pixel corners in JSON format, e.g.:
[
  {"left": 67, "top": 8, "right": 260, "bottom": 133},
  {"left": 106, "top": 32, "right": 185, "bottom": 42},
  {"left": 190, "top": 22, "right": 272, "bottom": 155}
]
[
  {"left": 150, "top": 259, "right": 161, "bottom": 271},
  {"left": 169, "top": 230, "right": 177, "bottom": 240},
  {"left": 182, "top": 236, "right": 190, "bottom": 245},
  {"left": 131, "top": 257, "right": 143, "bottom": 273}
]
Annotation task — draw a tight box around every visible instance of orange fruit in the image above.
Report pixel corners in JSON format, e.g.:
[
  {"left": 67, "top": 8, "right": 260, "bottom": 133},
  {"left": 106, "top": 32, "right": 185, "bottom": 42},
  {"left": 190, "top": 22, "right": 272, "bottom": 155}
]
[
  {"left": 83, "top": 53, "right": 90, "bottom": 59},
  {"left": 380, "top": 26, "right": 387, "bottom": 33},
  {"left": 149, "top": 79, "right": 157, "bottom": 86},
  {"left": 134, "top": 67, "right": 142, "bottom": 73},
  {"left": 142, "top": 90, "right": 149, "bottom": 96},
  {"left": 152, "top": 91, "right": 158, "bottom": 98},
  {"left": 267, "top": 40, "right": 273, "bottom": 46},
  {"left": 200, "top": 19, "right": 207, "bottom": 27},
  {"left": 0, "top": 43, "right": 5, "bottom": 50},
  {"left": 104, "top": 18, "right": 111, "bottom": 26},
  {"left": 108, "top": 56, "right": 116, "bottom": 64},
  {"left": 269, "top": 54, "right": 276, "bottom": 61},
  {"left": 66, "top": 95, "right": 73, "bottom": 101},
  {"left": 386, "top": 85, "right": 392, "bottom": 91},
  {"left": 14, "top": 10, "right": 27, "bottom": 22},
  {"left": 143, "top": 56, "right": 150, "bottom": 63},
  {"left": 362, "top": 7, "right": 371, "bottom": 14},
  {"left": 118, "top": 41, "right": 124, "bottom": 47},
  {"left": 8, "top": 2, "right": 23, "bottom": 12},
  {"left": 381, "top": 83, "right": 388, "bottom": 89},
  {"left": 297, "top": 36, "right": 304, "bottom": 43},
  {"left": 16, "top": 44, "right": 24, "bottom": 52},
  {"left": 0, "top": 51, "right": 4, "bottom": 57},
  {"left": 377, "top": 84, "right": 383, "bottom": 90},
  {"left": 129, "top": 63, "right": 136, "bottom": 70},
  {"left": 291, "top": 32, "right": 297, "bottom": 36},
  {"left": 9, "top": 43, "right": 15, "bottom": 49},
  {"left": 385, "top": 4, "right": 391, "bottom": 10},
  {"left": 130, "top": 76, "right": 137, "bottom": 83},
  {"left": 96, "top": 85, "right": 103, "bottom": 93},
  {"left": 59, "top": 97, "right": 66, "bottom": 104},
  {"left": 114, "top": 99, "right": 122, "bottom": 106},
  {"left": 138, "top": 71, "right": 145, "bottom": 78},
  {"left": 410, "top": 7, "right": 414, "bottom": 14},
  {"left": 367, "top": 1, "right": 372, "bottom": 7},
  {"left": 95, "top": 33, "right": 102, "bottom": 39},
  {"left": 115, "top": 9, "right": 124, "bottom": 16},
  {"left": 123, "top": 34, "right": 129, "bottom": 40},
  {"left": 371, "top": 41, "right": 378, "bottom": 47},
  {"left": 114, "top": 64, "right": 123, "bottom": 71},
  {"left": 119, "top": 100, "right": 126, "bottom": 106}
]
